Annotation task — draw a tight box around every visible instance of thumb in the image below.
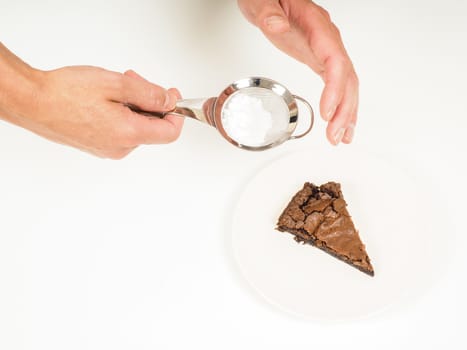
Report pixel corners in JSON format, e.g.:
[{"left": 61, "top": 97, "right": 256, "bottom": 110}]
[
  {"left": 238, "top": 0, "right": 289, "bottom": 34},
  {"left": 120, "top": 69, "right": 176, "bottom": 112}
]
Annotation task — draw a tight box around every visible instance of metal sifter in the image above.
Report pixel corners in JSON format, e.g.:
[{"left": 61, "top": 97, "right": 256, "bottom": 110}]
[{"left": 129, "top": 77, "right": 314, "bottom": 151}]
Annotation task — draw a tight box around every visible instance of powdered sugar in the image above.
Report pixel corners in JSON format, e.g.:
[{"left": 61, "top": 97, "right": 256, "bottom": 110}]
[{"left": 221, "top": 89, "right": 289, "bottom": 147}]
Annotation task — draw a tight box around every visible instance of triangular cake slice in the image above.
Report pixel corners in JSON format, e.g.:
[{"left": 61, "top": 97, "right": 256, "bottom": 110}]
[{"left": 277, "top": 182, "right": 374, "bottom": 276}]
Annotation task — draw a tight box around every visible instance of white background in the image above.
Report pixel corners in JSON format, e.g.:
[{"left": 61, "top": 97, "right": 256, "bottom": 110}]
[{"left": 0, "top": 0, "right": 465, "bottom": 349}]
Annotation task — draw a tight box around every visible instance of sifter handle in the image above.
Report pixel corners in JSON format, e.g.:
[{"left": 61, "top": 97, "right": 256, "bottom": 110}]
[
  {"left": 126, "top": 97, "right": 217, "bottom": 126},
  {"left": 289, "top": 95, "right": 315, "bottom": 140}
]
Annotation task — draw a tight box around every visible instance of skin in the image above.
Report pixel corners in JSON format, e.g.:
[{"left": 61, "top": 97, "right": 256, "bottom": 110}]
[
  {"left": 0, "top": 1, "right": 358, "bottom": 159},
  {"left": 237, "top": 0, "right": 359, "bottom": 145},
  {"left": 0, "top": 43, "right": 183, "bottom": 159}
]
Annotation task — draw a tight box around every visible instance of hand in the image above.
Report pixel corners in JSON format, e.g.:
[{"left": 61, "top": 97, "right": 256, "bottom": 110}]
[
  {"left": 237, "top": 0, "right": 359, "bottom": 145},
  {"left": 0, "top": 44, "right": 183, "bottom": 159}
]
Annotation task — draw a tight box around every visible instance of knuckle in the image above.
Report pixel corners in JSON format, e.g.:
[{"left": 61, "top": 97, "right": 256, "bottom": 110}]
[
  {"left": 92, "top": 150, "right": 108, "bottom": 159},
  {"left": 332, "top": 24, "right": 341, "bottom": 37},
  {"left": 335, "top": 53, "right": 350, "bottom": 66},
  {"left": 333, "top": 54, "right": 352, "bottom": 74},
  {"left": 346, "top": 68, "right": 359, "bottom": 88},
  {"left": 319, "top": 7, "right": 331, "bottom": 21},
  {"left": 112, "top": 71, "right": 124, "bottom": 86},
  {"left": 165, "top": 128, "right": 181, "bottom": 143},
  {"left": 352, "top": 73, "right": 360, "bottom": 88},
  {"left": 119, "top": 127, "right": 139, "bottom": 148},
  {"left": 149, "top": 86, "right": 166, "bottom": 108},
  {"left": 114, "top": 74, "right": 126, "bottom": 98},
  {"left": 163, "top": 124, "right": 182, "bottom": 144},
  {"left": 106, "top": 149, "right": 132, "bottom": 160},
  {"left": 308, "top": 3, "right": 331, "bottom": 21},
  {"left": 108, "top": 153, "right": 125, "bottom": 160},
  {"left": 171, "top": 127, "right": 182, "bottom": 142},
  {"left": 112, "top": 119, "right": 140, "bottom": 148}
]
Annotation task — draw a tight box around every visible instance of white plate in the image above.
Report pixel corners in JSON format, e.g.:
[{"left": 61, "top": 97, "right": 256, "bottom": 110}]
[{"left": 231, "top": 147, "right": 450, "bottom": 321}]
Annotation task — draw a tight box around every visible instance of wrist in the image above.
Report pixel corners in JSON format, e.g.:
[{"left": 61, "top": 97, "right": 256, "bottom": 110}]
[{"left": 0, "top": 44, "right": 46, "bottom": 125}]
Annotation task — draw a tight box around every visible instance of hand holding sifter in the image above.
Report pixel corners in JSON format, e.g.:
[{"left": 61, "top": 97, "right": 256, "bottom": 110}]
[{"left": 129, "top": 77, "right": 314, "bottom": 151}]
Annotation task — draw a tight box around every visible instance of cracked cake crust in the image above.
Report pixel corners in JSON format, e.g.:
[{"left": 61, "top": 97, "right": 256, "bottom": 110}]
[{"left": 276, "top": 182, "right": 374, "bottom": 276}]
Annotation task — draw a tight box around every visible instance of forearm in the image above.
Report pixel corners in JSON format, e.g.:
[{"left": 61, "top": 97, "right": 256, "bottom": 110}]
[
  {"left": 0, "top": 42, "right": 44, "bottom": 125},
  {"left": 0, "top": 42, "right": 183, "bottom": 158}
]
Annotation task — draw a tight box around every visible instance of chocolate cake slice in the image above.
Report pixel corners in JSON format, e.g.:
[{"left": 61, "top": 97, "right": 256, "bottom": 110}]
[{"left": 277, "top": 182, "right": 374, "bottom": 276}]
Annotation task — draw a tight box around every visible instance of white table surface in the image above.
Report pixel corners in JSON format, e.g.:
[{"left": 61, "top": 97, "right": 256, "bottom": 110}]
[{"left": 0, "top": 1, "right": 465, "bottom": 349}]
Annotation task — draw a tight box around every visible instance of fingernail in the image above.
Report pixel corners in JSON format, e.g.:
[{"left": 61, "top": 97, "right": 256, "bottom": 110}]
[
  {"left": 265, "top": 16, "right": 288, "bottom": 31},
  {"left": 326, "top": 105, "right": 336, "bottom": 121},
  {"left": 343, "top": 124, "right": 355, "bottom": 143},
  {"left": 163, "top": 92, "right": 172, "bottom": 109},
  {"left": 333, "top": 128, "right": 345, "bottom": 145}
]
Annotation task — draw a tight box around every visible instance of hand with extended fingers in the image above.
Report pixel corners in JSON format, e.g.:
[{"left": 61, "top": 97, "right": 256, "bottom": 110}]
[
  {"left": 0, "top": 1, "right": 358, "bottom": 160},
  {"left": 238, "top": 0, "right": 359, "bottom": 145}
]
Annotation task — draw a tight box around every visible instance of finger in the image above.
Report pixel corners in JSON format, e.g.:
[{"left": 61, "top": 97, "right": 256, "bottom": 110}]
[
  {"left": 326, "top": 76, "right": 357, "bottom": 145},
  {"left": 238, "top": 0, "right": 290, "bottom": 33},
  {"left": 96, "top": 147, "right": 136, "bottom": 160},
  {"left": 163, "top": 87, "right": 184, "bottom": 132},
  {"left": 124, "top": 69, "right": 146, "bottom": 81},
  {"left": 319, "top": 55, "right": 351, "bottom": 122},
  {"left": 127, "top": 107, "right": 184, "bottom": 145},
  {"left": 115, "top": 69, "right": 176, "bottom": 112},
  {"left": 342, "top": 88, "right": 359, "bottom": 144},
  {"left": 162, "top": 87, "right": 184, "bottom": 135},
  {"left": 167, "top": 87, "right": 182, "bottom": 100}
]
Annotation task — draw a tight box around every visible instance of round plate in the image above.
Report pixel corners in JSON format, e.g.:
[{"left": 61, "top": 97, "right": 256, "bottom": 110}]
[{"left": 231, "top": 148, "right": 451, "bottom": 321}]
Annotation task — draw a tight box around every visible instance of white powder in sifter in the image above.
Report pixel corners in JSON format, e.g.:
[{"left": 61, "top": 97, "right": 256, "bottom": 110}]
[{"left": 221, "top": 93, "right": 274, "bottom": 147}]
